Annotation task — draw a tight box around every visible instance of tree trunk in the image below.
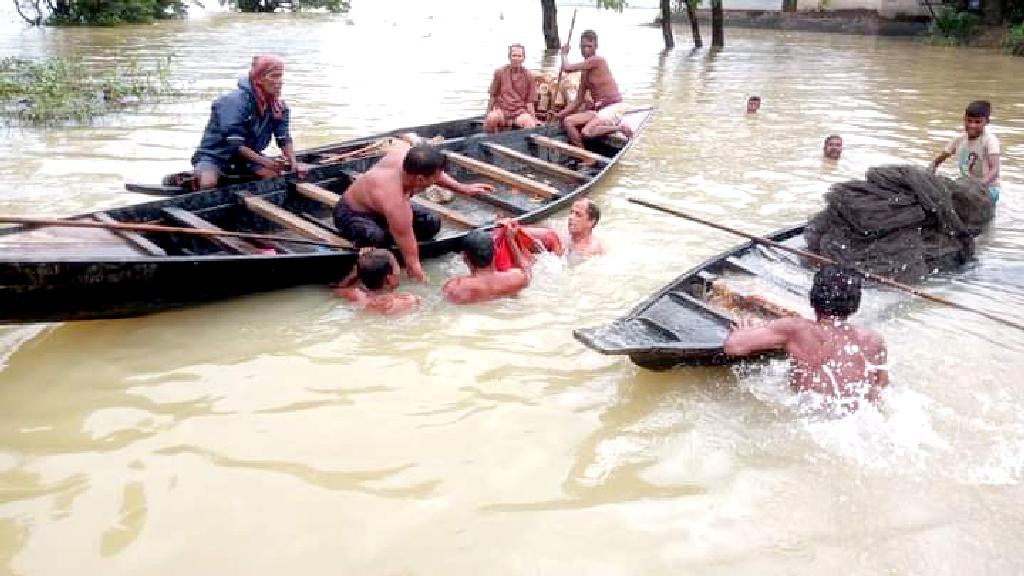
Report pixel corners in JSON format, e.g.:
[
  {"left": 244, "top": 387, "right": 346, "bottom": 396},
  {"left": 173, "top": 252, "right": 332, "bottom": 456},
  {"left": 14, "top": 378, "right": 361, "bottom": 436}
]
[
  {"left": 782, "top": 0, "right": 798, "bottom": 12},
  {"left": 684, "top": 0, "right": 703, "bottom": 48},
  {"left": 660, "top": 0, "right": 675, "bottom": 49},
  {"left": 541, "top": 0, "right": 560, "bottom": 49},
  {"left": 711, "top": 0, "right": 724, "bottom": 48}
]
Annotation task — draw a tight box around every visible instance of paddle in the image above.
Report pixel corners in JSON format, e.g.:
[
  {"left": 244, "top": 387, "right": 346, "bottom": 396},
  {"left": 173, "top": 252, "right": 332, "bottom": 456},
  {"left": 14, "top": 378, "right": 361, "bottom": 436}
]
[
  {"left": 0, "top": 215, "right": 351, "bottom": 250},
  {"left": 628, "top": 196, "right": 1024, "bottom": 333},
  {"left": 546, "top": 8, "right": 578, "bottom": 135}
]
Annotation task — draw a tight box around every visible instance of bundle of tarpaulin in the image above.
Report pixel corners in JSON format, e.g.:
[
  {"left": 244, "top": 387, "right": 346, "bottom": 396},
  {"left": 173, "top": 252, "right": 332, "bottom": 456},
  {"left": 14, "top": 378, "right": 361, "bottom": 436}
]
[{"left": 805, "top": 165, "right": 994, "bottom": 282}]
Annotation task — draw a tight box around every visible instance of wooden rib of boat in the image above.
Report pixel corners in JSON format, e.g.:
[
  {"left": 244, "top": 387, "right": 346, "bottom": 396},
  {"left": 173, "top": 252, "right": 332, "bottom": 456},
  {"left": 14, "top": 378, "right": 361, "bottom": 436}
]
[
  {"left": 573, "top": 224, "right": 812, "bottom": 370},
  {"left": 0, "top": 108, "right": 654, "bottom": 323}
]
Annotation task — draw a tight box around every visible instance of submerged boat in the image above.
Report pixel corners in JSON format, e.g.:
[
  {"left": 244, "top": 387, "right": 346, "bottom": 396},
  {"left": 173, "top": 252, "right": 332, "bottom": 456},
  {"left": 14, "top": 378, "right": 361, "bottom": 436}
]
[
  {"left": 0, "top": 109, "right": 654, "bottom": 323},
  {"left": 573, "top": 224, "right": 815, "bottom": 370}
]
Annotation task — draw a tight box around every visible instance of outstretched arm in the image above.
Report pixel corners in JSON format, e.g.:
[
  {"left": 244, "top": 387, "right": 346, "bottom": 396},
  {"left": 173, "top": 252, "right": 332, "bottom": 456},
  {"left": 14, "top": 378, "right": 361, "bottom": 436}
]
[
  {"left": 435, "top": 171, "right": 494, "bottom": 197},
  {"left": 723, "top": 318, "right": 791, "bottom": 356}
]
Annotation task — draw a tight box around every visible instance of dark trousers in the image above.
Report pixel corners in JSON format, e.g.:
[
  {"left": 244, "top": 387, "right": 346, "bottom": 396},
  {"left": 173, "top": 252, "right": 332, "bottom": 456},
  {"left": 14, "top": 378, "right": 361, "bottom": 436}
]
[{"left": 334, "top": 197, "right": 442, "bottom": 248}]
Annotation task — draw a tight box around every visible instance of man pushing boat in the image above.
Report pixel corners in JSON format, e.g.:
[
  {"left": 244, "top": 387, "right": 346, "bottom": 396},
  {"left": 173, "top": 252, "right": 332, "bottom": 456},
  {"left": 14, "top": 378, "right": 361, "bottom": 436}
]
[
  {"left": 724, "top": 265, "right": 889, "bottom": 411},
  {"left": 334, "top": 138, "right": 493, "bottom": 282}
]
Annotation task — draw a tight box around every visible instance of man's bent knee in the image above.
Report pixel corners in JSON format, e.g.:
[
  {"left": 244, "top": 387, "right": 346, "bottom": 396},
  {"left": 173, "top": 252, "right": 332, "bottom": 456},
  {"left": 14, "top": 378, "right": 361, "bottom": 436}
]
[
  {"left": 515, "top": 113, "right": 539, "bottom": 129},
  {"left": 196, "top": 169, "right": 219, "bottom": 190},
  {"left": 483, "top": 110, "right": 504, "bottom": 134}
]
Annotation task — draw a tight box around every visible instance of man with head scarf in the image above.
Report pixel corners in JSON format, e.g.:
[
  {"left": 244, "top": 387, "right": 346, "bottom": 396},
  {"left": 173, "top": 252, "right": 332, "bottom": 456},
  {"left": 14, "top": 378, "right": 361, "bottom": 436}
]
[{"left": 191, "top": 55, "right": 304, "bottom": 189}]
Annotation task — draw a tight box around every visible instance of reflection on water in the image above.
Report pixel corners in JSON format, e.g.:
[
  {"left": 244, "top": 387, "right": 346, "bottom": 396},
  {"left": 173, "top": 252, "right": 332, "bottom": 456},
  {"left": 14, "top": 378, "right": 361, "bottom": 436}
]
[{"left": 1, "top": 2, "right": 1024, "bottom": 574}]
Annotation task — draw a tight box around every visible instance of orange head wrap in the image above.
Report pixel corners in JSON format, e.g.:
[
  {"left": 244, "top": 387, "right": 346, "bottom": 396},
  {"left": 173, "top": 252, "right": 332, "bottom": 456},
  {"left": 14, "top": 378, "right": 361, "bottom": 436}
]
[{"left": 249, "top": 54, "right": 285, "bottom": 121}]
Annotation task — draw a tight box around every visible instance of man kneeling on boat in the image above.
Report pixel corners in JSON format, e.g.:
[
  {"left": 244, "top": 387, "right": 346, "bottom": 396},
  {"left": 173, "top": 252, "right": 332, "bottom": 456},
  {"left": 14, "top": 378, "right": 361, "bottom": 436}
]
[
  {"left": 333, "top": 249, "right": 419, "bottom": 315},
  {"left": 724, "top": 265, "right": 889, "bottom": 411},
  {"left": 443, "top": 225, "right": 533, "bottom": 305},
  {"left": 191, "top": 55, "right": 305, "bottom": 190},
  {"left": 335, "top": 140, "right": 493, "bottom": 282}
]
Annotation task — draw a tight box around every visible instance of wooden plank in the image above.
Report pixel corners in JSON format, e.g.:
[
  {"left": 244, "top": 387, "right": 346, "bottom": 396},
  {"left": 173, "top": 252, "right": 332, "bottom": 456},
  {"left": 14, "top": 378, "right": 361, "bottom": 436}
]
[
  {"left": 529, "top": 135, "right": 611, "bottom": 165},
  {"left": 161, "top": 207, "right": 264, "bottom": 255},
  {"left": 482, "top": 142, "right": 588, "bottom": 182},
  {"left": 411, "top": 197, "right": 479, "bottom": 228},
  {"left": 92, "top": 212, "right": 166, "bottom": 256},
  {"left": 240, "top": 195, "right": 352, "bottom": 248},
  {"left": 442, "top": 151, "right": 562, "bottom": 200},
  {"left": 295, "top": 182, "right": 341, "bottom": 206}
]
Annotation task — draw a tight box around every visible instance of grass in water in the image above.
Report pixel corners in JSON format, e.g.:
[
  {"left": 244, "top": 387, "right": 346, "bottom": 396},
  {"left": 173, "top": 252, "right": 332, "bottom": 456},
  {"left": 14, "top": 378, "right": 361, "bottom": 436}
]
[{"left": 0, "top": 56, "right": 179, "bottom": 125}]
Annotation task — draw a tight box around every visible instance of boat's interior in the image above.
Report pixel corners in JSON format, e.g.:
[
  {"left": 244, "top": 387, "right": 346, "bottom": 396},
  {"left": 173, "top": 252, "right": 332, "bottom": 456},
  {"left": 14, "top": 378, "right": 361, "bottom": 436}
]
[{"left": 0, "top": 109, "right": 651, "bottom": 262}]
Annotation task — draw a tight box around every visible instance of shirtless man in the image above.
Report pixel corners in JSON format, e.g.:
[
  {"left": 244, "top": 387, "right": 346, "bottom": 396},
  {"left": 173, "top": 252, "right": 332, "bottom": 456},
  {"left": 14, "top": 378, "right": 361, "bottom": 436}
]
[
  {"left": 509, "top": 198, "right": 602, "bottom": 263},
  {"left": 555, "top": 30, "right": 632, "bottom": 148},
  {"left": 443, "top": 225, "right": 532, "bottom": 305},
  {"left": 823, "top": 134, "right": 843, "bottom": 161},
  {"left": 724, "top": 265, "right": 888, "bottom": 410},
  {"left": 484, "top": 44, "right": 539, "bottom": 134},
  {"left": 334, "top": 141, "right": 493, "bottom": 282},
  {"left": 332, "top": 248, "right": 419, "bottom": 315}
]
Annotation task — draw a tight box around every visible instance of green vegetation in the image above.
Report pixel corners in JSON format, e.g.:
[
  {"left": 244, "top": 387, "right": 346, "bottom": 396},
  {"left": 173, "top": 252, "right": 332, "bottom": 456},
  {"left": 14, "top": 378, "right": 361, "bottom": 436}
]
[
  {"left": 221, "top": 0, "right": 350, "bottom": 11},
  {"left": 0, "top": 56, "right": 178, "bottom": 125},
  {"left": 930, "top": 6, "right": 980, "bottom": 44},
  {"left": 13, "top": 0, "right": 192, "bottom": 25},
  {"left": 1006, "top": 22, "right": 1024, "bottom": 54}
]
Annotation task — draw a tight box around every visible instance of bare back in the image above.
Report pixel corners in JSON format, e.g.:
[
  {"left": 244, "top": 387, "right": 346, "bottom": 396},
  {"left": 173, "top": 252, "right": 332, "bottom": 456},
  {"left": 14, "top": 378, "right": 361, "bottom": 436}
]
[
  {"left": 784, "top": 318, "right": 888, "bottom": 405},
  {"left": 442, "top": 269, "right": 528, "bottom": 305},
  {"left": 580, "top": 56, "right": 621, "bottom": 108}
]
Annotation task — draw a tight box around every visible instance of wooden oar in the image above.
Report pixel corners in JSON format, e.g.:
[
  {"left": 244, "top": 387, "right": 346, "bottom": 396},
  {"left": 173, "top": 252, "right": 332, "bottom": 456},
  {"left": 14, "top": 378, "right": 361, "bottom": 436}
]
[
  {"left": 628, "top": 196, "right": 1024, "bottom": 333},
  {"left": 0, "top": 215, "right": 350, "bottom": 250},
  {"left": 546, "top": 9, "right": 578, "bottom": 135}
]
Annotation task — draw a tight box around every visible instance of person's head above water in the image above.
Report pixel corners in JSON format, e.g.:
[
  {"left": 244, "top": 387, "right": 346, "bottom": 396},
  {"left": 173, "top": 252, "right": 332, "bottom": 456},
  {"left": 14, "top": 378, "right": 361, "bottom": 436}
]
[
  {"left": 357, "top": 249, "right": 395, "bottom": 291},
  {"left": 746, "top": 95, "right": 761, "bottom": 114},
  {"left": 810, "top": 265, "right": 861, "bottom": 319},
  {"left": 461, "top": 229, "right": 495, "bottom": 269},
  {"left": 568, "top": 198, "right": 600, "bottom": 237},
  {"left": 823, "top": 134, "right": 843, "bottom": 160}
]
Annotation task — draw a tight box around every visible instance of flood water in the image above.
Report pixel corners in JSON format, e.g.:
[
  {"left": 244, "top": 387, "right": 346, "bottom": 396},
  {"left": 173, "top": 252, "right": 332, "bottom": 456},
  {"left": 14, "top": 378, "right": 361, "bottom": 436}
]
[{"left": 2, "top": 2, "right": 1024, "bottom": 574}]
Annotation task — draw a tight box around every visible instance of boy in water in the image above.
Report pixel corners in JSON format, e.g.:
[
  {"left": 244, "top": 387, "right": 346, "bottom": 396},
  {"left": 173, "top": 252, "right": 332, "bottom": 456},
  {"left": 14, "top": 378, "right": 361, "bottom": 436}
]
[
  {"left": 746, "top": 95, "right": 761, "bottom": 114},
  {"left": 333, "top": 248, "right": 419, "bottom": 315},
  {"left": 724, "top": 265, "right": 888, "bottom": 411},
  {"left": 443, "top": 225, "right": 532, "bottom": 305},
  {"left": 930, "top": 100, "right": 1001, "bottom": 203},
  {"left": 823, "top": 134, "right": 843, "bottom": 161}
]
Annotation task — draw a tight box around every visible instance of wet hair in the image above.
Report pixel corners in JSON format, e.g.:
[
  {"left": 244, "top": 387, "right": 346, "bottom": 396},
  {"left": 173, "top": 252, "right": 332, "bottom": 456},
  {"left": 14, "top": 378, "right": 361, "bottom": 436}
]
[
  {"left": 402, "top": 144, "right": 446, "bottom": 176},
  {"left": 965, "top": 100, "right": 991, "bottom": 120},
  {"left": 824, "top": 134, "right": 842, "bottom": 146},
  {"left": 583, "top": 199, "right": 601, "bottom": 226},
  {"left": 357, "top": 249, "right": 392, "bottom": 291},
  {"left": 461, "top": 229, "right": 494, "bottom": 269},
  {"left": 809, "top": 265, "right": 861, "bottom": 318},
  {"left": 748, "top": 95, "right": 761, "bottom": 103},
  {"left": 581, "top": 29, "right": 598, "bottom": 43},
  {"left": 508, "top": 43, "right": 525, "bottom": 57}
]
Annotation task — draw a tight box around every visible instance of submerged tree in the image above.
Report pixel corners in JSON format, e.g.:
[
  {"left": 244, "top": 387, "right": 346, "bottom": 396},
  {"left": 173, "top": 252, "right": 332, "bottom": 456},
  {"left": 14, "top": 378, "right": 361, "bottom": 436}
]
[
  {"left": 220, "top": 0, "right": 350, "bottom": 12},
  {"left": 14, "top": 0, "right": 192, "bottom": 25},
  {"left": 660, "top": 0, "right": 675, "bottom": 49},
  {"left": 541, "top": 0, "right": 560, "bottom": 49},
  {"left": 711, "top": 0, "right": 724, "bottom": 47}
]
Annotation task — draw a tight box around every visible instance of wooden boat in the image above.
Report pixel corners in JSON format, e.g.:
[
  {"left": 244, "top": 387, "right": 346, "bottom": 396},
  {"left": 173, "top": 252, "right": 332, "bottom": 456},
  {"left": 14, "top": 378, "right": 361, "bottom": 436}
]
[
  {"left": 125, "top": 116, "right": 490, "bottom": 196},
  {"left": 0, "top": 109, "right": 653, "bottom": 323},
  {"left": 573, "top": 224, "right": 814, "bottom": 370}
]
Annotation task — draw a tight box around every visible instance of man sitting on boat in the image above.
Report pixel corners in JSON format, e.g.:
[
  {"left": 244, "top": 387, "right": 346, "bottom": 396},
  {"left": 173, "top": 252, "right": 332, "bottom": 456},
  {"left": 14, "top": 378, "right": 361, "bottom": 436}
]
[
  {"left": 555, "top": 30, "right": 632, "bottom": 148},
  {"left": 723, "top": 265, "right": 889, "bottom": 411},
  {"left": 443, "top": 225, "right": 532, "bottom": 305},
  {"left": 191, "top": 55, "right": 304, "bottom": 190},
  {"left": 332, "top": 248, "right": 419, "bottom": 315},
  {"left": 483, "top": 44, "right": 540, "bottom": 134},
  {"left": 334, "top": 139, "right": 493, "bottom": 282}
]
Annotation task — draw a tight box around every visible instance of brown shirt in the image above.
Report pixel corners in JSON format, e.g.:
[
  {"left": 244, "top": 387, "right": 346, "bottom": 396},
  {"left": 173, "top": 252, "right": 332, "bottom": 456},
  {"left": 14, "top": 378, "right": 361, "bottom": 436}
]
[{"left": 489, "top": 65, "right": 536, "bottom": 117}]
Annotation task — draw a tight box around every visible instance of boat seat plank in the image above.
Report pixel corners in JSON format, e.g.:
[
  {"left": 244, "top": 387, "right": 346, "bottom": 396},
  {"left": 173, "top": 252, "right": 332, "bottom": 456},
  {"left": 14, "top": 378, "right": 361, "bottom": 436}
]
[
  {"left": 294, "top": 182, "right": 341, "bottom": 206},
  {"left": 410, "top": 197, "right": 480, "bottom": 228},
  {"left": 529, "top": 135, "right": 611, "bottom": 165},
  {"left": 240, "top": 195, "right": 352, "bottom": 248},
  {"left": 92, "top": 212, "right": 166, "bottom": 256},
  {"left": 441, "top": 151, "right": 562, "bottom": 200},
  {"left": 481, "top": 142, "right": 588, "bottom": 182},
  {"left": 160, "top": 207, "right": 264, "bottom": 255},
  {"left": 639, "top": 296, "right": 731, "bottom": 343}
]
